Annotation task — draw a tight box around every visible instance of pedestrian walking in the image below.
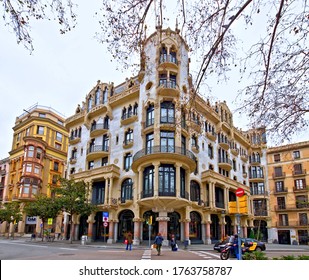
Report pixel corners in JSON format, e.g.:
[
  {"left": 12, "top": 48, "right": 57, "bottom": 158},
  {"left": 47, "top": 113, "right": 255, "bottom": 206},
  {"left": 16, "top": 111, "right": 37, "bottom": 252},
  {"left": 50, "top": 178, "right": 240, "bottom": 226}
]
[
  {"left": 125, "top": 231, "right": 133, "bottom": 251},
  {"left": 154, "top": 232, "right": 164, "bottom": 255}
]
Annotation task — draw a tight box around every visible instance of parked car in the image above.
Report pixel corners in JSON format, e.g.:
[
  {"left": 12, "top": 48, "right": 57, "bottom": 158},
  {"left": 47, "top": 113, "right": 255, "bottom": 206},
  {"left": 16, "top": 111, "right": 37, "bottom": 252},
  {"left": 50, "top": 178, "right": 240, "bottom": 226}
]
[{"left": 214, "top": 237, "right": 266, "bottom": 252}]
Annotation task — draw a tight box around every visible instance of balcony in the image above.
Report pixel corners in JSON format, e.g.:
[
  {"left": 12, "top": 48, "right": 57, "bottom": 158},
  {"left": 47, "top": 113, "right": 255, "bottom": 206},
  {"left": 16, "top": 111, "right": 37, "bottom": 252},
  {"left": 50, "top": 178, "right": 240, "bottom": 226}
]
[
  {"left": 273, "top": 172, "right": 286, "bottom": 179},
  {"left": 159, "top": 54, "right": 178, "bottom": 70},
  {"left": 157, "top": 80, "right": 179, "bottom": 97},
  {"left": 132, "top": 146, "right": 196, "bottom": 173},
  {"left": 218, "top": 157, "right": 232, "bottom": 171},
  {"left": 241, "top": 154, "right": 248, "bottom": 162},
  {"left": 218, "top": 139, "right": 230, "bottom": 150},
  {"left": 86, "top": 145, "right": 109, "bottom": 161},
  {"left": 253, "top": 209, "right": 268, "bottom": 216},
  {"left": 90, "top": 123, "right": 109, "bottom": 137},
  {"left": 206, "top": 131, "right": 217, "bottom": 142},
  {"left": 123, "top": 139, "right": 134, "bottom": 149},
  {"left": 87, "top": 104, "right": 109, "bottom": 120},
  {"left": 274, "top": 188, "right": 288, "bottom": 194},
  {"left": 121, "top": 112, "right": 138, "bottom": 126},
  {"left": 230, "top": 148, "right": 239, "bottom": 156},
  {"left": 293, "top": 169, "right": 306, "bottom": 177},
  {"left": 274, "top": 204, "right": 309, "bottom": 211},
  {"left": 293, "top": 186, "right": 308, "bottom": 193},
  {"left": 249, "top": 173, "right": 265, "bottom": 182},
  {"left": 69, "top": 135, "right": 81, "bottom": 145},
  {"left": 249, "top": 157, "right": 261, "bottom": 165}
]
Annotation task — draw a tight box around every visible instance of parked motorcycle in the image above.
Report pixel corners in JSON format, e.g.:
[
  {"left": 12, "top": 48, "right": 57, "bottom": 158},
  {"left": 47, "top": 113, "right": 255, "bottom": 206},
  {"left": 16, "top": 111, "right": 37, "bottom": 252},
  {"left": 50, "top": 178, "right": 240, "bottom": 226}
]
[{"left": 220, "top": 241, "right": 252, "bottom": 260}]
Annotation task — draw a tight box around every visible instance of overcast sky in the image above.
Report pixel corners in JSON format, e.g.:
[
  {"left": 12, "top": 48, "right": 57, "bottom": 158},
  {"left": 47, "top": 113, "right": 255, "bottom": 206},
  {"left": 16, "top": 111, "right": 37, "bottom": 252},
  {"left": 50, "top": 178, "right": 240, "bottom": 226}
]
[{"left": 0, "top": 2, "right": 307, "bottom": 159}]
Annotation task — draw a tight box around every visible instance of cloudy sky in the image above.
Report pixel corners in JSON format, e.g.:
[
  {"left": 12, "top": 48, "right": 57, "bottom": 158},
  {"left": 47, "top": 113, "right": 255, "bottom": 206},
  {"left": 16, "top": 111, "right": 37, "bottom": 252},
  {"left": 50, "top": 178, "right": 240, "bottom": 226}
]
[
  {"left": 0, "top": 1, "right": 129, "bottom": 159},
  {"left": 0, "top": 2, "right": 307, "bottom": 159}
]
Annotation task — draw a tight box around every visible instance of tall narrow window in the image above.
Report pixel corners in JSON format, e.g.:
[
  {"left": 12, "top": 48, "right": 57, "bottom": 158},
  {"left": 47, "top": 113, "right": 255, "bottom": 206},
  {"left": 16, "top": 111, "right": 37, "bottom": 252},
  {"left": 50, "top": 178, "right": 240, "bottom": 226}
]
[
  {"left": 146, "top": 104, "right": 154, "bottom": 127},
  {"left": 143, "top": 166, "right": 154, "bottom": 198},
  {"left": 159, "top": 164, "right": 175, "bottom": 196},
  {"left": 160, "top": 101, "right": 175, "bottom": 123},
  {"left": 124, "top": 153, "right": 132, "bottom": 171},
  {"left": 95, "top": 88, "right": 100, "bottom": 105},
  {"left": 146, "top": 133, "right": 154, "bottom": 154},
  {"left": 121, "top": 179, "right": 133, "bottom": 202},
  {"left": 103, "top": 135, "right": 109, "bottom": 152},
  {"left": 190, "top": 181, "right": 200, "bottom": 202},
  {"left": 103, "top": 87, "right": 108, "bottom": 104}
]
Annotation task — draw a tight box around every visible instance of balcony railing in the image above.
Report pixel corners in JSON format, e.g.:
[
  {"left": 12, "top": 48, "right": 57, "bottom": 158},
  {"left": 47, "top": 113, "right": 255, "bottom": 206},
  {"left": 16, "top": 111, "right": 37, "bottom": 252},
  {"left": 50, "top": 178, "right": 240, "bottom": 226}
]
[
  {"left": 87, "top": 145, "right": 109, "bottom": 154},
  {"left": 273, "top": 172, "right": 286, "bottom": 179},
  {"left": 90, "top": 123, "right": 109, "bottom": 132},
  {"left": 159, "top": 54, "right": 178, "bottom": 65},
  {"left": 293, "top": 169, "right": 306, "bottom": 176},
  {"left": 218, "top": 157, "right": 232, "bottom": 165},
  {"left": 133, "top": 146, "right": 196, "bottom": 162}
]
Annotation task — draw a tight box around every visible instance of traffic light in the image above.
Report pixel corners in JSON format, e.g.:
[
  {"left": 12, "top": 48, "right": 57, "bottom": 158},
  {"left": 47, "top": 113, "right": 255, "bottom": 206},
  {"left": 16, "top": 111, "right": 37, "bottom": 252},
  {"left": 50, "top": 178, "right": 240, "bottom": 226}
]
[{"left": 149, "top": 216, "right": 152, "bottom": 225}]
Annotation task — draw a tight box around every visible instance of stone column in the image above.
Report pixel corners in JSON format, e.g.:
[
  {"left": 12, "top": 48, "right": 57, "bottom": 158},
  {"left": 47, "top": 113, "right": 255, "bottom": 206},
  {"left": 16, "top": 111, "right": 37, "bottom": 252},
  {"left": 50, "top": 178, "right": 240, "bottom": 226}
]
[
  {"left": 184, "top": 219, "right": 190, "bottom": 245},
  {"left": 108, "top": 177, "right": 113, "bottom": 204},
  {"left": 133, "top": 218, "right": 142, "bottom": 245},
  {"left": 209, "top": 181, "right": 214, "bottom": 208},
  {"left": 220, "top": 214, "right": 226, "bottom": 240},
  {"left": 107, "top": 221, "right": 114, "bottom": 244},
  {"left": 104, "top": 177, "right": 109, "bottom": 205},
  {"left": 157, "top": 216, "right": 169, "bottom": 246},
  {"left": 206, "top": 221, "right": 212, "bottom": 244},
  {"left": 87, "top": 213, "right": 95, "bottom": 241},
  {"left": 114, "top": 220, "right": 119, "bottom": 243}
]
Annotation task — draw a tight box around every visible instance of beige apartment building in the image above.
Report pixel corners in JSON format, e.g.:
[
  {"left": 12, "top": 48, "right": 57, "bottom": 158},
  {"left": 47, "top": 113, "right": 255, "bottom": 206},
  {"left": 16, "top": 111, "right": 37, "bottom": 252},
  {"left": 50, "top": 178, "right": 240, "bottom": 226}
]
[{"left": 267, "top": 141, "right": 309, "bottom": 245}]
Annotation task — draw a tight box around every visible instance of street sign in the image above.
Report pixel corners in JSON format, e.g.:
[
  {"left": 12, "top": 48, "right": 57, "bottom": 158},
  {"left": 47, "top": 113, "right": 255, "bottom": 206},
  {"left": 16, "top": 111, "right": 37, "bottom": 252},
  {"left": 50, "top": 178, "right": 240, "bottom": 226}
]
[
  {"left": 103, "top": 222, "right": 108, "bottom": 227},
  {"left": 236, "top": 187, "right": 245, "bottom": 197},
  {"left": 103, "top": 212, "right": 109, "bottom": 222}
]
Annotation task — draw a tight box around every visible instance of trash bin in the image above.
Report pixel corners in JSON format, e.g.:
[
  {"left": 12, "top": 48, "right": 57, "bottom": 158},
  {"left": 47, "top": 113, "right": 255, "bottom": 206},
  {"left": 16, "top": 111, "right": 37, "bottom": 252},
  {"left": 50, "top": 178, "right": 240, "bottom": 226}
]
[{"left": 81, "top": 235, "right": 88, "bottom": 245}]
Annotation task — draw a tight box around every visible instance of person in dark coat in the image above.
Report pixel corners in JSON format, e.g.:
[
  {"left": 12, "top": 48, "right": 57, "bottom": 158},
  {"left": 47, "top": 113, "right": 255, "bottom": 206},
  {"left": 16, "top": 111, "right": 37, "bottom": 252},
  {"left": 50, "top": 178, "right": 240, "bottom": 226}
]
[
  {"left": 154, "top": 232, "right": 164, "bottom": 255},
  {"left": 170, "top": 234, "right": 177, "bottom": 251}
]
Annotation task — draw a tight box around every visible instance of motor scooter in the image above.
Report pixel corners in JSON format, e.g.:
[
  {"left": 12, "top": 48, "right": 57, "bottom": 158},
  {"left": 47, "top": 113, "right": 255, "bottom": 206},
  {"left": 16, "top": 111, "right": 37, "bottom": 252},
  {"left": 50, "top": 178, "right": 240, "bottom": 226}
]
[{"left": 220, "top": 241, "right": 252, "bottom": 260}]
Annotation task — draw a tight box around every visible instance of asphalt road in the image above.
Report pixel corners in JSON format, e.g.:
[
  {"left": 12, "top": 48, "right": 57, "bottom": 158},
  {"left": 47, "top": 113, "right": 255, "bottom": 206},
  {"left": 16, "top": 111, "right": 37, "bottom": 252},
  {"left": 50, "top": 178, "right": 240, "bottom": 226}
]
[{"left": 0, "top": 238, "right": 308, "bottom": 260}]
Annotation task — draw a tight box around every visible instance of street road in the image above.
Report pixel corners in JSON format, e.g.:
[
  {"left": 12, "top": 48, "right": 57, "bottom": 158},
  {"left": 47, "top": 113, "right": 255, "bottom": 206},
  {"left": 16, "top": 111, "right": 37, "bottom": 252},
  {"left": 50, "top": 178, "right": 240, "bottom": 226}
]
[{"left": 0, "top": 239, "right": 308, "bottom": 260}]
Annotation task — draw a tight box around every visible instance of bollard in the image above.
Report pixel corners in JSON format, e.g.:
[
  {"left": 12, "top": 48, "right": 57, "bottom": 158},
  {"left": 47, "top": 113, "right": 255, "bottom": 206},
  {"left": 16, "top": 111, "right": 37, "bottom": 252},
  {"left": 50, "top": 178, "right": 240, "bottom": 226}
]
[{"left": 81, "top": 235, "right": 87, "bottom": 245}]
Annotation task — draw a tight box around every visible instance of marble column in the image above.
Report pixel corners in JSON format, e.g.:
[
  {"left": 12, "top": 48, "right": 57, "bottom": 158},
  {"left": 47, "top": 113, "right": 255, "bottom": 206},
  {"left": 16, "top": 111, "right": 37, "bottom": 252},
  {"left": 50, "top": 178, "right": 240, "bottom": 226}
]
[
  {"left": 107, "top": 221, "right": 114, "bottom": 244},
  {"left": 206, "top": 221, "right": 212, "bottom": 244},
  {"left": 133, "top": 218, "right": 142, "bottom": 245}
]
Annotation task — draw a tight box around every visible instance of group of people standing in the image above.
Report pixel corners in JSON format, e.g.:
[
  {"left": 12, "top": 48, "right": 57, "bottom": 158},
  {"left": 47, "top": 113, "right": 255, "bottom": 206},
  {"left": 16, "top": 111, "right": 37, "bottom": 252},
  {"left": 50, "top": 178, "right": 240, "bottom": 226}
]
[{"left": 124, "top": 231, "right": 179, "bottom": 255}]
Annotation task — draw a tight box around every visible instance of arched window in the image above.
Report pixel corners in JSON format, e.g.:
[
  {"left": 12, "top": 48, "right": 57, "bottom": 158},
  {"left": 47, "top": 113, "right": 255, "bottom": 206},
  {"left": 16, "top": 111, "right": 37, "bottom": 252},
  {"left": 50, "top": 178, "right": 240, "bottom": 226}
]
[
  {"left": 121, "top": 179, "right": 133, "bottom": 202},
  {"left": 102, "top": 87, "right": 108, "bottom": 104},
  {"left": 160, "top": 46, "right": 167, "bottom": 62},
  {"left": 95, "top": 88, "right": 100, "bottom": 105},
  {"left": 124, "top": 129, "right": 133, "bottom": 145},
  {"left": 87, "top": 96, "right": 93, "bottom": 112},
  {"left": 104, "top": 116, "right": 109, "bottom": 129}
]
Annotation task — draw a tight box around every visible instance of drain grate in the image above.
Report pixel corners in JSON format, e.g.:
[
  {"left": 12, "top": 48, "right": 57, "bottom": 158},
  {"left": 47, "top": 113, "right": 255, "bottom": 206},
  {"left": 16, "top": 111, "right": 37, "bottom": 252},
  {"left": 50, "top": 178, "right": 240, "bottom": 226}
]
[{"left": 58, "top": 253, "right": 75, "bottom": 256}]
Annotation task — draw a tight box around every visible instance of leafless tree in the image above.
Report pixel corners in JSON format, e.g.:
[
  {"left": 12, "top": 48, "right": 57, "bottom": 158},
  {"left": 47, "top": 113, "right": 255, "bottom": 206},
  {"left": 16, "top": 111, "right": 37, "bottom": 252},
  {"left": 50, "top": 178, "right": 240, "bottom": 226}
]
[
  {"left": 1, "top": 0, "right": 77, "bottom": 52},
  {"left": 2, "top": 0, "right": 308, "bottom": 142}
]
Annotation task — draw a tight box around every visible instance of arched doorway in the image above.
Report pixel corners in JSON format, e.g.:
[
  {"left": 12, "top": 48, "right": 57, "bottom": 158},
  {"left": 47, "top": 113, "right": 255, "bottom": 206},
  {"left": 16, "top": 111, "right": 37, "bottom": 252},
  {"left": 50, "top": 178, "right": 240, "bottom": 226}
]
[
  {"left": 118, "top": 210, "right": 134, "bottom": 242},
  {"left": 168, "top": 212, "right": 181, "bottom": 240},
  {"left": 189, "top": 211, "right": 202, "bottom": 243},
  {"left": 210, "top": 214, "right": 220, "bottom": 242}
]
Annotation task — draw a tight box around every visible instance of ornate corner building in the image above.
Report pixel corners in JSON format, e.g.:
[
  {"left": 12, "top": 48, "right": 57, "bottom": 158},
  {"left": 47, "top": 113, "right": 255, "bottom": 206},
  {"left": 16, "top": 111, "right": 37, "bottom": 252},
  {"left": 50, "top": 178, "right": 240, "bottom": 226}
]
[
  {"left": 0, "top": 104, "right": 68, "bottom": 235},
  {"left": 65, "top": 27, "right": 270, "bottom": 245}
]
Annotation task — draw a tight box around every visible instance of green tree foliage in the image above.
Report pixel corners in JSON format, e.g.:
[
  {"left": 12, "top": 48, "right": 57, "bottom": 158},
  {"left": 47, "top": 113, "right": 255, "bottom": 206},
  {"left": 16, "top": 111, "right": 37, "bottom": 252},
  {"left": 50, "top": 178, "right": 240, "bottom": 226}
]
[
  {"left": 0, "top": 202, "right": 22, "bottom": 238},
  {"left": 54, "top": 177, "right": 97, "bottom": 243},
  {"left": 24, "top": 195, "right": 62, "bottom": 241}
]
